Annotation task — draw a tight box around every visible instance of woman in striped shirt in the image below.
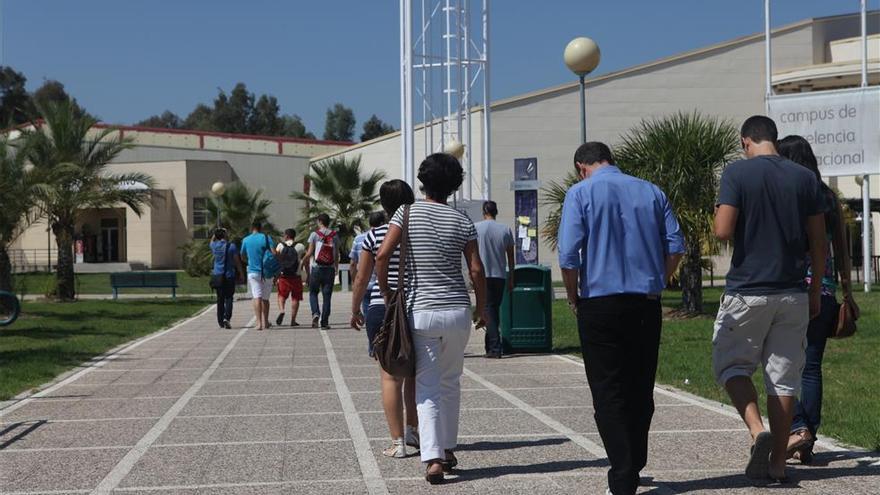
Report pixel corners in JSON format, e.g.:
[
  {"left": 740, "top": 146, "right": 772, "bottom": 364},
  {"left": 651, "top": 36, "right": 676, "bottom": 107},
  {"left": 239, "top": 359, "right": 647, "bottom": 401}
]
[
  {"left": 350, "top": 179, "right": 419, "bottom": 458},
  {"left": 376, "top": 153, "right": 489, "bottom": 484}
]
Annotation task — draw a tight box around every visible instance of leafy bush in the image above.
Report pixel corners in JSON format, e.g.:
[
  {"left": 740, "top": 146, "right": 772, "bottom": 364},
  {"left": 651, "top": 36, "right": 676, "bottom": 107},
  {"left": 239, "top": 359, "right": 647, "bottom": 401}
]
[{"left": 180, "top": 240, "right": 213, "bottom": 277}]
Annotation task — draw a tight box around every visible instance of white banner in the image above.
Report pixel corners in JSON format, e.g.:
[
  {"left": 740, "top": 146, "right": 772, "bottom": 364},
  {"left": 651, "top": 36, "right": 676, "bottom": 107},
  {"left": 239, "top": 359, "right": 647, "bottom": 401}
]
[{"left": 768, "top": 88, "right": 880, "bottom": 177}]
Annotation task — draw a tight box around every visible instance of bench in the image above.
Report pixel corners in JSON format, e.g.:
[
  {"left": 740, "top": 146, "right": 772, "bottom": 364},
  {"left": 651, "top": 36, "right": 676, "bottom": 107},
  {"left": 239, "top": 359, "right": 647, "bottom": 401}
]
[{"left": 110, "top": 272, "right": 178, "bottom": 300}]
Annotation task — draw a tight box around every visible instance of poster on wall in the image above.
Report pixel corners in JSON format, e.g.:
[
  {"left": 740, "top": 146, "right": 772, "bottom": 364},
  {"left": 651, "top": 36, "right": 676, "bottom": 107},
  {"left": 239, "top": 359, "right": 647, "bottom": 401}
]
[
  {"left": 768, "top": 87, "right": 880, "bottom": 177},
  {"left": 513, "top": 158, "right": 539, "bottom": 265}
]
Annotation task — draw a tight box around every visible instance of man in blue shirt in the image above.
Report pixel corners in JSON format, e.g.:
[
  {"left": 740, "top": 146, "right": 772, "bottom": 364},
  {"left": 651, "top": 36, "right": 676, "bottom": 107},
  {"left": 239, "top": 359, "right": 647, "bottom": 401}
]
[
  {"left": 209, "top": 228, "right": 243, "bottom": 329},
  {"left": 240, "top": 221, "right": 276, "bottom": 331},
  {"left": 558, "top": 142, "right": 684, "bottom": 495}
]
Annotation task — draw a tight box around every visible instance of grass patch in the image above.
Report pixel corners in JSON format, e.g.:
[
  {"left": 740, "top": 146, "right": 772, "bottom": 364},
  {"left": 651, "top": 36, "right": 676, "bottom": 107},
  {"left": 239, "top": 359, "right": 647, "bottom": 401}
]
[
  {"left": 552, "top": 288, "right": 880, "bottom": 450},
  {"left": 0, "top": 298, "right": 210, "bottom": 400}
]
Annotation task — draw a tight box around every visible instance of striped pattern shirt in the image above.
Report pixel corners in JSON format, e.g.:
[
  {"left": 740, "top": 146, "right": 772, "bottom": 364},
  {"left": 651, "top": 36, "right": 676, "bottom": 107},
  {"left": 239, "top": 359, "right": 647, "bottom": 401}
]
[
  {"left": 390, "top": 201, "right": 477, "bottom": 312},
  {"left": 362, "top": 224, "right": 399, "bottom": 307}
]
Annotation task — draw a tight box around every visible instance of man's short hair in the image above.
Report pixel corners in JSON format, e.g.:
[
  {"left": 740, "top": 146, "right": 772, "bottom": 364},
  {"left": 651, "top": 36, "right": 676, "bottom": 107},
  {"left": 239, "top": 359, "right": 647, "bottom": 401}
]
[
  {"left": 317, "top": 213, "right": 330, "bottom": 227},
  {"left": 368, "top": 211, "right": 386, "bottom": 228},
  {"left": 251, "top": 221, "right": 262, "bottom": 231},
  {"left": 574, "top": 142, "right": 614, "bottom": 168},
  {"left": 741, "top": 115, "right": 778, "bottom": 144},
  {"left": 284, "top": 228, "right": 296, "bottom": 239},
  {"left": 482, "top": 200, "right": 498, "bottom": 217}
]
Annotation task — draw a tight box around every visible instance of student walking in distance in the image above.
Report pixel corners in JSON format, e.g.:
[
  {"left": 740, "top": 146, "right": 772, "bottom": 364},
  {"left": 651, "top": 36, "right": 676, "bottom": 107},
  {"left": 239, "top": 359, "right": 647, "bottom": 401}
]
[
  {"left": 240, "top": 221, "right": 277, "bottom": 331},
  {"left": 713, "top": 116, "right": 826, "bottom": 483},
  {"left": 275, "top": 228, "right": 304, "bottom": 327},
  {"left": 302, "top": 213, "right": 339, "bottom": 329},
  {"left": 375, "top": 154, "right": 488, "bottom": 485},
  {"left": 350, "top": 181, "right": 418, "bottom": 458},
  {"left": 209, "top": 228, "right": 243, "bottom": 329},
  {"left": 558, "top": 142, "right": 684, "bottom": 495},
  {"left": 777, "top": 135, "right": 859, "bottom": 464},
  {"left": 474, "top": 200, "right": 515, "bottom": 358},
  {"left": 350, "top": 212, "right": 386, "bottom": 319}
]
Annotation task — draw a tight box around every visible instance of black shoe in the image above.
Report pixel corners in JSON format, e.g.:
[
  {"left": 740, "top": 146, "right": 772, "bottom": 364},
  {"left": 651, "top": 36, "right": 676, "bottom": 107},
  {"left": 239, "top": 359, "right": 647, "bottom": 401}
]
[
  {"left": 223, "top": 320, "right": 232, "bottom": 329},
  {"left": 485, "top": 352, "right": 502, "bottom": 359},
  {"left": 291, "top": 320, "right": 300, "bottom": 327},
  {"left": 321, "top": 325, "right": 331, "bottom": 330},
  {"left": 312, "top": 315, "right": 319, "bottom": 328},
  {"left": 276, "top": 313, "right": 285, "bottom": 326},
  {"left": 218, "top": 322, "right": 225, "bottom": 329}
]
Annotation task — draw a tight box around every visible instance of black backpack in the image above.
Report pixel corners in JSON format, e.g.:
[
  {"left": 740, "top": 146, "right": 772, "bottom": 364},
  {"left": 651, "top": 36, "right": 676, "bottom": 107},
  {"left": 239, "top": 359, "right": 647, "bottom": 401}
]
[{"left": 278, "top": 243, "right": 300, "bottom": 276}]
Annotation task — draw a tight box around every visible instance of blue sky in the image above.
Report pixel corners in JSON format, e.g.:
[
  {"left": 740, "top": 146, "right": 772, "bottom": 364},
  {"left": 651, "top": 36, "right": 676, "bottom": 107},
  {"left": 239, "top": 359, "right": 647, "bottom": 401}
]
[{"left": 2, "top": 1, "right": 869, "bottom": 136}]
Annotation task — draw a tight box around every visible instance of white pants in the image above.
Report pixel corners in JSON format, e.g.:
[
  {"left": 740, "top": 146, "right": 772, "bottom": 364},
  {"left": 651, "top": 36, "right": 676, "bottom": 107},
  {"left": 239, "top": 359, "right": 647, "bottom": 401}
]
[{"left": 411, "top": 307, "right": 472, "bottom": 461}]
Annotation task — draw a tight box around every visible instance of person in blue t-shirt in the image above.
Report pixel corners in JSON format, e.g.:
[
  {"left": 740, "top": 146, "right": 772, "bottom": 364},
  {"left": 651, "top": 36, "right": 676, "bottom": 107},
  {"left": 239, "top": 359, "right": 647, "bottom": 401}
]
[
  {"left": 209, "top": 228, "right": 243, "bottom": 329},
  {"left": 240, "top": 221, "right": 276, "bottom": 331}
]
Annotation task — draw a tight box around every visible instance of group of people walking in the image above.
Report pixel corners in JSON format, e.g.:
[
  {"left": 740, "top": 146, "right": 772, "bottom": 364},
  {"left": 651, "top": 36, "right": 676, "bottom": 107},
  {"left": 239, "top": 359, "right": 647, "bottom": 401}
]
[
  {"left": 208, "top": 216, "right": 340, "bottom": 331},
  {"left": 208, "top": 114, "right": 855, "bottom": 491}
]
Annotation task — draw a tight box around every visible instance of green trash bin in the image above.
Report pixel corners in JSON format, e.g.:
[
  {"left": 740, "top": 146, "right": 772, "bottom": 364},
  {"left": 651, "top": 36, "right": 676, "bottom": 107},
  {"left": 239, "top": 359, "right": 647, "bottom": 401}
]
[{"left": 499, "top": 265, "right": 553, "bottom": 353}]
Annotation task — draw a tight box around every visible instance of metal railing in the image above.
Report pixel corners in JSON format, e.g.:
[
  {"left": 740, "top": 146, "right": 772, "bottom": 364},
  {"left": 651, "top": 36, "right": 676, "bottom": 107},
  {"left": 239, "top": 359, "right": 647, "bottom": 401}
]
[{"left": 9, "top": 248, "right": 58, "bottom": 273}]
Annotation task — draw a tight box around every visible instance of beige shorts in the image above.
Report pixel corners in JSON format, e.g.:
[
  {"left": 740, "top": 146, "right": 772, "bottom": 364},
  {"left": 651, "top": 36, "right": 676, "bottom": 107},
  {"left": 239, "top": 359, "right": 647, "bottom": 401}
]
[{"left": 712, "top": 293, "right": 809, "bottom": 396}]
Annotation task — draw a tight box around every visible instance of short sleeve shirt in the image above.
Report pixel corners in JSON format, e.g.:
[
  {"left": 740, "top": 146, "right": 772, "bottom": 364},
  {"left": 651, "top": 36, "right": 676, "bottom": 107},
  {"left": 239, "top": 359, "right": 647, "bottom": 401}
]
[
  {"left": 210, "top": 240, "right": 238, "bottom": 278},
  {"left": 350, "top": 232, "right": 368, "bottom": 264},
  {"left": 362, "top": 225, "right": 396, "bottom": 306},
  {"left": 474, "top": 220, "right": 514, "bottom": 279},
  {"left": 241, "top": 233, "right": 274, "bottom": 274},
  {"left": 717, "top": 155, "right": 824, "bottom": 294},
  {"left": 390, "top": 202, "right": 477, "bottom": 312}
]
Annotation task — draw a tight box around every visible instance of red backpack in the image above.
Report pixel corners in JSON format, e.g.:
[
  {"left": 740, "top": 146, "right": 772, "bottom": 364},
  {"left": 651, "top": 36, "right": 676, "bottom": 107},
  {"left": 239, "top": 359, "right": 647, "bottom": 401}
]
[{"left": 315, "top": 230, "right": 337, "bottom": 265}]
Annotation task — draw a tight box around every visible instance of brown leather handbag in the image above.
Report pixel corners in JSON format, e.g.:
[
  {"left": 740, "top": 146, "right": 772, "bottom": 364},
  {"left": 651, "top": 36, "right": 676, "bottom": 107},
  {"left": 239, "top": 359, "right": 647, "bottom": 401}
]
[
  {"left": 831, "top": 296, "right": 858, "bottom": 339},
  {"left": 373, "top": 206, "right": 415, "bottom": 378}
]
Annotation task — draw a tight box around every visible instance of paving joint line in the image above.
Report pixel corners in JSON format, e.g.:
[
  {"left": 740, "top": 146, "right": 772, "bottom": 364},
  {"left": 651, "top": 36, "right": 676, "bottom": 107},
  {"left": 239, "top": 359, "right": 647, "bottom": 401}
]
[
  {"left": 89, "top": 316, "right": 254, "bottom": 495},
  {"left": 319, "top": 330, "right": 388, "bottom": 495}
]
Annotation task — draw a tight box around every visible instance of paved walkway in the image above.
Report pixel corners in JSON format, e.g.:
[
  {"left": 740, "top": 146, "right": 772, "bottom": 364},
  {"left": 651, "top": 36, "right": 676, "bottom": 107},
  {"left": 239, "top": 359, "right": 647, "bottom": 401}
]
[{"left": 1, "top": 294, "right": 877, "bottom": 494}]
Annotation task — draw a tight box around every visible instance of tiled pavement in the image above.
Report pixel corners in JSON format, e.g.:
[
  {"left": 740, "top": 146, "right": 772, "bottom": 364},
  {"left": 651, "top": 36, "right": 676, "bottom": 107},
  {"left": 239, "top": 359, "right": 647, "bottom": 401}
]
[{"left": 1, "top": 294, "right": 878, "bottom": 495}]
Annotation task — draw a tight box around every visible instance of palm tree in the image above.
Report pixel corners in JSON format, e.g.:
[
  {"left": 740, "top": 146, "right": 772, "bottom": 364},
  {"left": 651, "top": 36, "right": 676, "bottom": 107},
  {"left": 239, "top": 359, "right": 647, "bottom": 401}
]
[
  {"left": 0, "top": 139, "right": 38, "bottom": 292},
  {"left": 23, "top": 100, "right": 155, "bottom": 301},
  {"left": 540, "top": 171, "right": 580, "bottom": 252},
  {"left": 204, "top": 181, "right": 276, "bottom": 241},
  {"left": 615, "top": 112, "right": 739, "bottom": 315},
  {"left": 291, "top": 155, "right": 385, "bottom": 258}
]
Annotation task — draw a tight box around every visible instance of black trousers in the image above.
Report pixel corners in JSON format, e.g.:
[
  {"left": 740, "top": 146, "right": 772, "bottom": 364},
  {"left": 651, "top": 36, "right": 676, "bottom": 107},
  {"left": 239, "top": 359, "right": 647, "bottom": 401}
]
[
  {"left": 577, "top": 295, "right": 661, "bottom": 495},
  {"left": 484, "top": 277, "right": 506, "bottom": 355},
  {"left": 215, "top": 278, "right": 236, "bottom": 326}
]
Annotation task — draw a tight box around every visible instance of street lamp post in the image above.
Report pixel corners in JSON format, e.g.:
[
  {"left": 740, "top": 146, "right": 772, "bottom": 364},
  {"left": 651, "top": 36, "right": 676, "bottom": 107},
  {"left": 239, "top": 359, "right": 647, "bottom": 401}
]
[
  {"left": 564, "top": 37, "right": 601, "bottom": 144},
  {"left": 211, "top": 181, "right": 225, "bottom": 229}
]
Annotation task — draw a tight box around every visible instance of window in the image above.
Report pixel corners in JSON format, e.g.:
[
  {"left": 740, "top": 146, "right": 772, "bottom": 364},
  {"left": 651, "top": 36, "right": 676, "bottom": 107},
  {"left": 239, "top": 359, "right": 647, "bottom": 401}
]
[{"left": 192, "top": 197, "right": 209, "bottom": 239}]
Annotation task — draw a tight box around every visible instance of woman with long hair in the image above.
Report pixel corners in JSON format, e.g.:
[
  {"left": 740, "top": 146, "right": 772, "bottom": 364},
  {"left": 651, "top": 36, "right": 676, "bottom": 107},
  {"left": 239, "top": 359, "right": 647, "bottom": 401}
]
[
  {"left": 777, "top": 135, "right": 859, "bottom": 463},
  {"left": 375, "top": 154, "right": 488, "bottom": 484},
  {"left": 350, "top": 179, "right": 419, "bottom": 458}
]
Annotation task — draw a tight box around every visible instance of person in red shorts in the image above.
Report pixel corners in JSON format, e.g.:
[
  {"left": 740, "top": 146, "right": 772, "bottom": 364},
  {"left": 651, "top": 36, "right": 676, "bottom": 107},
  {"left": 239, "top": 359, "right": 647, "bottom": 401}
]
[{"left": 275, "top": 228, "right": 305, "bottom": 326}]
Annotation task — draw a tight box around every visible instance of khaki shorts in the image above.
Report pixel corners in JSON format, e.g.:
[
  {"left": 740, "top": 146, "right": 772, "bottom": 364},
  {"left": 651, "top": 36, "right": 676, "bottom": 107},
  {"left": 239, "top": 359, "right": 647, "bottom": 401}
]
[{"left": 712, "top": 293, "right": 808, "bottom": 396}]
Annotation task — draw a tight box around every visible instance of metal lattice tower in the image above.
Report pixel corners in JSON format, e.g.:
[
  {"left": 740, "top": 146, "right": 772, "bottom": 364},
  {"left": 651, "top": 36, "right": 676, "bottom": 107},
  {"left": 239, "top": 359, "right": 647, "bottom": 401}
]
[{"left": 400, "top": 0, "right": 491, "bottom": 200}]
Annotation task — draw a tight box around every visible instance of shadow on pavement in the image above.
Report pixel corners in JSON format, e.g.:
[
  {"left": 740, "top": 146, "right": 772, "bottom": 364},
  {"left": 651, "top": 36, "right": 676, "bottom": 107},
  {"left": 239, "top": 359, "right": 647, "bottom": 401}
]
[
  {"left": 447, "top": 458, "right": 610, "bottom": 483},
  {"left": 457, "top": 437, "right": 571, "bottom": 451}
]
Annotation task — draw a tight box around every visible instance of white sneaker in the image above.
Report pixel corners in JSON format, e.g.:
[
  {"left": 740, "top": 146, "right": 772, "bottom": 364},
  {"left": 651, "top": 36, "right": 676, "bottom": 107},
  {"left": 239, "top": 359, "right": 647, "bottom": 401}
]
[
  {"left": 405, "top": 425, "right": 420, "bottom": 448},
  {"left": 382, "top": 438, "right": 406, "bottom": 458},
  {"left": 606, "top": 488, "right": 613, "bottom": 495}
]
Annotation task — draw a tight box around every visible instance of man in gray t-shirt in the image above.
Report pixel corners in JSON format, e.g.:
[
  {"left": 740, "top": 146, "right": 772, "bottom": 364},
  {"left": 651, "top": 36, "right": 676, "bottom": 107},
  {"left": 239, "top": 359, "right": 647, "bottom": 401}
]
[{"left": 474, "top": 201, "right": 515, "bottom": 358}]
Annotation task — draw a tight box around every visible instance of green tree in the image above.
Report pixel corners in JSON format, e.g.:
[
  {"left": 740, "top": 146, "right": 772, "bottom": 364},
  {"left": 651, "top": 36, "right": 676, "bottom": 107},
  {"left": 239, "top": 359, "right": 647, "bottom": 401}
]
[
  {"left": 281, "top": 114, "right": 315, "bottom": 139},
  {"left": 615, "top": 112, "right": 739, "bottom": 315},
  {"left": 23, "top": 100, "right": 155, "bottom": 301},
  {"left": 291, "top": 155, "right": 385, "bottom": 258},
  {"left": 0, "top": 138, "right": 38, "bottom": 291},
  {"left": 0, "top": 66, "right": 32, "bottom": 125},
  {"left": 323, "top": 103, "right": 355, "bottom": 142},
  {"left": 251, "top": 95, "right": 283, "bottom": 135},
  {"left": 360, "top": 114, "right": 395, "bottom": 142},
  {"left": 539, "top": 171, "right": 580, "bottom": 251},
  {"left": 183, "top": 104, "right": 213, "bottom": 130},
  {"left": 136, "top": 110, "right": 182, "bottom": 129}
]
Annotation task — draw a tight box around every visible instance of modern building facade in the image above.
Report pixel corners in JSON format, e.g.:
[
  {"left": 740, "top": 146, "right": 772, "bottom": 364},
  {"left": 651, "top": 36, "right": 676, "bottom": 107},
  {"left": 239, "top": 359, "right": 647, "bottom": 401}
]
[
  {"left": 312, "top": 11, "right": 880, "bottom": 280},
  {"left": 11, "top": 127, "right": 348, "bottom": 271}
]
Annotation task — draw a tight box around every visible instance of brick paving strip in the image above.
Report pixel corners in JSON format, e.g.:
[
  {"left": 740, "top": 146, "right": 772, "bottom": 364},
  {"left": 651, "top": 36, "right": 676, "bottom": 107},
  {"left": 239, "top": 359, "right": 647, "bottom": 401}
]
[{"left": 1, "top": 293, "right": 878, "bottom": 495}]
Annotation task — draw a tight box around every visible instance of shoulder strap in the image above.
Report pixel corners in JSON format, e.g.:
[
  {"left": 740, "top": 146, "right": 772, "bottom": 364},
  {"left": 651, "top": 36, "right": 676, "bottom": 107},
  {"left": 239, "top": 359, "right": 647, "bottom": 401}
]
[
  {"left": 397, "top": 206, "right": 410, "bottom": 289},
  {"left": 223, "top": 241, "right": 231, "bottom": 272}
]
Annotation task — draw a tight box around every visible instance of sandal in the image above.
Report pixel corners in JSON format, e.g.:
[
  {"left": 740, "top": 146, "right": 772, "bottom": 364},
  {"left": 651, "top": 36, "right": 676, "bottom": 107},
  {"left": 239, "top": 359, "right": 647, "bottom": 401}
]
[
  {"left": 442, "top": 449, "right": 458, "bottom": 473},
  {"left": 382, "top": 438, "right": 406, "bottom": 458},
  {"left": 425, "top": 461, "right": 444, "bottom": 485},
  {"left": 786, "top": 429, "right": 813, "bottom": 459}
]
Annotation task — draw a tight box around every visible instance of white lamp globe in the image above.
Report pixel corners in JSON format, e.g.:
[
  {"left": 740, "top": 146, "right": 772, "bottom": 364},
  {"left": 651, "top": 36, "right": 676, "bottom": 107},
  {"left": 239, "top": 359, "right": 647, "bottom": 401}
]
[
  {"left": 564, "top": 37, "right": 601, "bottom": 76},
  {"left": 211, "top": 181, "right": 226, "bottom": 195},
  {"left": 444, "top": 140, "right": 466, "bottom": 160},
  {"left": 24, "top": 163, "right": 35, "bottom": 174}
]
